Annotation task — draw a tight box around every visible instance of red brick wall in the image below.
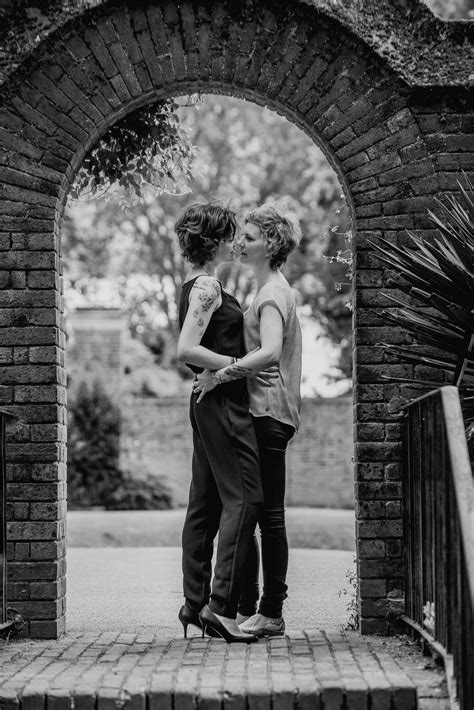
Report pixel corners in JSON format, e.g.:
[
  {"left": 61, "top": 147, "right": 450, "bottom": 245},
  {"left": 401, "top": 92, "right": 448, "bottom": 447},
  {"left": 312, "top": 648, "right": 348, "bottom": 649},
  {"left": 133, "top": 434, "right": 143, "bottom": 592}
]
[{"left": 121, "top": 395, "right": 355, "bottom": 509}]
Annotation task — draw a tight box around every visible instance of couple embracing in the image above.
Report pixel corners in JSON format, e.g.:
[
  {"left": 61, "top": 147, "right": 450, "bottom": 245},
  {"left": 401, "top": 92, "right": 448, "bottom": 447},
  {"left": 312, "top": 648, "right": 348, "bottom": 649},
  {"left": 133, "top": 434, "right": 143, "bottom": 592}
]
[{"left": 175, "top": 202, "right": 302, "bottom": 644}]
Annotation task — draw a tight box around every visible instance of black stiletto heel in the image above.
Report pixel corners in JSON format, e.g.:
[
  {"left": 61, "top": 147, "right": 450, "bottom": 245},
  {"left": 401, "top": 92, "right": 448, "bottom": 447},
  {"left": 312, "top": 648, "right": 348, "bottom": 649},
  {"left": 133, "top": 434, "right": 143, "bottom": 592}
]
[
  {"left": 179, "top": 605, "right": 201, "bottom": 638},
  {"left": 179, "top": 604, "right": 220, "bottom": 638},
  {"left": 199, "top": 605, "right": 258, "bottom": 644}
]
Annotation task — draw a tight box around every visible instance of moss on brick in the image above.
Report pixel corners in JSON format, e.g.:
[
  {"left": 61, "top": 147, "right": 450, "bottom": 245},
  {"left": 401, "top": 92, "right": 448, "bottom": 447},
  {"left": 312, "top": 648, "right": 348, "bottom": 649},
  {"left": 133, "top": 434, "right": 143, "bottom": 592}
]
[{"left": 1, "top": 0, "right": 472, "bottom": 91}]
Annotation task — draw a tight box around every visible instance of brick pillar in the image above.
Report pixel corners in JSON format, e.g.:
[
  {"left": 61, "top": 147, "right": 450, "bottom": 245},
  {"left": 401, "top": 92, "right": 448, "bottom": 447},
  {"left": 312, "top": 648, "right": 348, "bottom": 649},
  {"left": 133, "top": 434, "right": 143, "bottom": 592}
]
[{"left": 68, "top": 308, "right": 126, "bottom": 393}]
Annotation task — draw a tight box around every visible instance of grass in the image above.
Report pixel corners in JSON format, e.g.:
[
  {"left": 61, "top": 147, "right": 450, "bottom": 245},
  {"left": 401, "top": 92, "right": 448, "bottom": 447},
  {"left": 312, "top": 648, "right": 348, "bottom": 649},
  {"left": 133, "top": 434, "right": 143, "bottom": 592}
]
[{"left": 67, "top": 507, "right": 355, "bottom": 550}]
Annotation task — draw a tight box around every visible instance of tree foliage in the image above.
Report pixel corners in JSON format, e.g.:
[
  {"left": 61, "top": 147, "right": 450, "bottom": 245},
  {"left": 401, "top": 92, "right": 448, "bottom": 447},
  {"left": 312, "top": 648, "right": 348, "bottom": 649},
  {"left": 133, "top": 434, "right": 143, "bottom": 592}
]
[
  {"left": 64, "top": 95, "right": 352, "bottom": 381},
  {"left": 70, "top": 99, "right": 195, "bottom": 201}
]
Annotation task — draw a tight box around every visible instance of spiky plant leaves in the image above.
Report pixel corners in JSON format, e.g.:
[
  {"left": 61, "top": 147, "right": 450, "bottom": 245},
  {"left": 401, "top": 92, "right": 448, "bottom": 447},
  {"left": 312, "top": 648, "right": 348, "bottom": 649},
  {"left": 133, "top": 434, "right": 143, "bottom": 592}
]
[{"left": 369, "top": 175, "right": 474, "bottom": 436}]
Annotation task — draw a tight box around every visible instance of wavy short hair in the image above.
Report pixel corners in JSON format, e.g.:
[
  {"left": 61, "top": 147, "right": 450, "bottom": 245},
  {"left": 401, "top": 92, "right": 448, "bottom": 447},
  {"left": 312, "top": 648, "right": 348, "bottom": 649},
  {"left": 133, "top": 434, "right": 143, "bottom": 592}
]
[
  {"left": 175, "top": 202, "right": 238, "bottom": 268},
  {"left": 245, "top": 204, "right": 302, "bottom": 269}
]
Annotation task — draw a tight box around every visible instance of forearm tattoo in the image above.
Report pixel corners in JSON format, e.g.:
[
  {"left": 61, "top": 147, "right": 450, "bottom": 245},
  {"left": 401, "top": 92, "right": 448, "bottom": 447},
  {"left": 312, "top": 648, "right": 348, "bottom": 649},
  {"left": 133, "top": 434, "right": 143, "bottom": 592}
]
[{"left": 218, "top": 364, "right": 252, "bottom": 383}]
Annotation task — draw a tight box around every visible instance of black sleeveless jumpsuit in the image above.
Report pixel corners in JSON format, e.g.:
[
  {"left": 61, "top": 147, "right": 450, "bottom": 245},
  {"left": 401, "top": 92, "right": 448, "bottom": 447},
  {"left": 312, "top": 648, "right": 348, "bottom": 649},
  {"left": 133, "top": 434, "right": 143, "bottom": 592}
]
[{"left": 178, "top": 276, "right": 263, "bottom": 617}]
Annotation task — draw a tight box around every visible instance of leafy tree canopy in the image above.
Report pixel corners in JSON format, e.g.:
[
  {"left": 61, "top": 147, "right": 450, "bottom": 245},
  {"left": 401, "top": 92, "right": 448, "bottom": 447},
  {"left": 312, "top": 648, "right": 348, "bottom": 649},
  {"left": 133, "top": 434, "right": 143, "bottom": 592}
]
[{"left": 64, "top": 94, "right": 352, "bottom": 384}]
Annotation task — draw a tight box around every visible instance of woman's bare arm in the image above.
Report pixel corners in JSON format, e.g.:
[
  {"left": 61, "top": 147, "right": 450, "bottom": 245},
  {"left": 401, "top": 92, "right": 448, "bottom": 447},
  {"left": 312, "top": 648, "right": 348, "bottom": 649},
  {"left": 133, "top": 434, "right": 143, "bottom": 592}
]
[
  {"left": 177, "top": 276, "right": 234, "bottom": 370},
  {"left": 216, "top": 304, "right": 282, "bottom": 380}
]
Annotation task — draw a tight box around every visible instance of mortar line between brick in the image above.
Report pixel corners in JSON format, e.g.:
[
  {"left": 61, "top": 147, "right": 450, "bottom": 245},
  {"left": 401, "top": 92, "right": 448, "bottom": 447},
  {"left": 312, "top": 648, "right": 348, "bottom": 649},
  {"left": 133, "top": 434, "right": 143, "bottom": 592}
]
[
  {"left": 220, "top": 639, "right": 231, "bottom": 708},
  {"left": 266, "top": 638, "right": 273, "bottom": 710},
  {"left": 241, "top": 11, "right": 263, "bottom": 86},
  {"left": 287, "top": 634, "right": 320, "bottom": 705},
  {"left": 319, "top": 630, "right": 347, "bottom": 702},
  {"left": 251, "top": 13, "right": 286, "bottom": 92},
  {"left": 169, "top": 638, "right": 191, "bottom": 710},
  {"left": 118, "top": 633, "right": 156, "bottom": 696},
  {"left": 345, "top": 631, "right": 397, "bottom": 706},
  {"left": 0, "top": 636, "right": 78, "bottom": 689},
  {"left": 143, "top": 6, "right": 172, "bottom": 81},
  {"left": 302, "top": 631, "right": 324, "bottom": 697},
  {"left": 48, "top": 633, "right": 123, "bottom": 694},
  {"left": 244, "top": 642, "right": 250, "bottom": 707}
]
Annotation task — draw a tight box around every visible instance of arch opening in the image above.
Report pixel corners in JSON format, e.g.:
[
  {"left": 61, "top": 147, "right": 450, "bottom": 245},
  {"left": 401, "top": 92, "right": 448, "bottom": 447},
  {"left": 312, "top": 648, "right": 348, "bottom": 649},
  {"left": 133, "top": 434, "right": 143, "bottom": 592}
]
[
  {"left": 1, "top": 0, "right": 453, "bottom": 638},
  {"left": 62, "top": 91, "right": 356, "bottom": 633}
]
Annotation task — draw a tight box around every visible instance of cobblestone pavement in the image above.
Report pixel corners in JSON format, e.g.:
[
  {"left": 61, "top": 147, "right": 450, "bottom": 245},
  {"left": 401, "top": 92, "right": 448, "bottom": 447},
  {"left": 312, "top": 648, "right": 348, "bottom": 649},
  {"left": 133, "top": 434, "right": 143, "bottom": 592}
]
[{"left": 0, "top": 630, "right": 449, "bottom": 710}]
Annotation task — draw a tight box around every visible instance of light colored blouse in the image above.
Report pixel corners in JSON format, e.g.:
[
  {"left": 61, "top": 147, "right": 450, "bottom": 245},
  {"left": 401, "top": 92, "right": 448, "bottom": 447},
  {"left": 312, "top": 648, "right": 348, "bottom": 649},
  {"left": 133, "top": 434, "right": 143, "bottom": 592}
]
[{"left": 244, "top": 273, "right": 302, "bottom": 432}]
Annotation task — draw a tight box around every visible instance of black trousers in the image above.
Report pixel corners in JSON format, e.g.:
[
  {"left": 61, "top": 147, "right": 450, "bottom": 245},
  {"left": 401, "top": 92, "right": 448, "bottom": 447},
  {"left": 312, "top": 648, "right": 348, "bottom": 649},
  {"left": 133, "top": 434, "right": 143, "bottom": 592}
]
[
  {"left": 238, "top": 415, "right": 295, "bottom": 619},
  {"left": 182, "top": 382, "right": 263, "bottom": 618}
]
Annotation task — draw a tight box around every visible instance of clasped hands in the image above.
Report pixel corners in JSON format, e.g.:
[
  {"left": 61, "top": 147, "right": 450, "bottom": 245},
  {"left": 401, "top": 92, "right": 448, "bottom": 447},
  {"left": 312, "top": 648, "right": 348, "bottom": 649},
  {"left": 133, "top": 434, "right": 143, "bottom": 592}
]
[{"left": 193, "top": 365, "right": 279, "bottom": 404}]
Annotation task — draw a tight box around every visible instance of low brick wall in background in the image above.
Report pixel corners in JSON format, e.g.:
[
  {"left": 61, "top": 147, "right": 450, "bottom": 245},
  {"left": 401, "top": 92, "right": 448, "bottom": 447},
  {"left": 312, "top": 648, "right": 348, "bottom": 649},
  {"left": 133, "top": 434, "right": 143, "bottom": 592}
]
[
  {"left": 120, "top": 395, "right": 354, "bottom": 509},
  {"left": 287, "top": 397, "right": 354, "bottom": 508},
  {"left": 69, "top": 308, "right": 126, "bottom": 392}
]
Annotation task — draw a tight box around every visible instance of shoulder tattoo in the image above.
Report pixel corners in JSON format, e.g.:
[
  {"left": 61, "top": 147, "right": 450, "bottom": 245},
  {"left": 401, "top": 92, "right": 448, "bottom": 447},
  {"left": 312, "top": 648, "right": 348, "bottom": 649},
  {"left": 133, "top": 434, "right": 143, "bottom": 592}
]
[{"left": 193, "top": 277, "right": 220, "bottom": 312}]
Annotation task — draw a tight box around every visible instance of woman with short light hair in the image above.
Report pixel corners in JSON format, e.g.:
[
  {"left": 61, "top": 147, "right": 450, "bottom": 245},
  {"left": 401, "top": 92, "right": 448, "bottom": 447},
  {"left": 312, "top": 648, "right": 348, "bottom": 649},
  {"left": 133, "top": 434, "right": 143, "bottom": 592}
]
[{"left": 194, "top": 203, "right": 303, "bottom": 637}]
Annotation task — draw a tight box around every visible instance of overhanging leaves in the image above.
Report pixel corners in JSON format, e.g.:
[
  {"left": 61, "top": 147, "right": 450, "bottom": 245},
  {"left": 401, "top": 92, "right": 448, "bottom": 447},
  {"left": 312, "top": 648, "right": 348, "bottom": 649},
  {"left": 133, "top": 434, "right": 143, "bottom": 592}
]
[{"left": 70, "top": 98, "right": 197, "bottom": 202}]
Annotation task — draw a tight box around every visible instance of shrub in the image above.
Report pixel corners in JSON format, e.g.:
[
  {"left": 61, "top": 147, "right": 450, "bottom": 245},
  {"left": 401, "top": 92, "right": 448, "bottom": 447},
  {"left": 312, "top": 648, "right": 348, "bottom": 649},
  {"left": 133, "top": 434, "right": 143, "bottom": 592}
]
[
  {"left": 67, "top": 378, "right": 123, "bottom": 508},
  {"left": 104, "top": 473, "right": 172, "bottom": 511},
  {"left": 67, "top": 377, "right": 174, "bottom": 509}
]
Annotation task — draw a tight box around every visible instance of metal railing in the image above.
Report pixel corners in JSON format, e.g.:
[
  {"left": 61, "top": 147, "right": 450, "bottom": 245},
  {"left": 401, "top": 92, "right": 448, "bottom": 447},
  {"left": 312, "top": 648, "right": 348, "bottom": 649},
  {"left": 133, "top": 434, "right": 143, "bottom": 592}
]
[{"left": 402, "top": 386, "right": 473, "bottom": 710}]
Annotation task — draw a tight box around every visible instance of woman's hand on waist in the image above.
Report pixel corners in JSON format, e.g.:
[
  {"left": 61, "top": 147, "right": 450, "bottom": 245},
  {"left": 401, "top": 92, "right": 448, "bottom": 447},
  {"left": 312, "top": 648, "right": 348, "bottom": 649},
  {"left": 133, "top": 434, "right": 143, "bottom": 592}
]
[
  {"left": 193, "top": 360, "right": 279, "bottom": 403},
  {"left": 193, "top": 369, "right": 220, "bottom": 403},
  {"left": 254, "top": 365, "right": 279, "bottom": 387}
]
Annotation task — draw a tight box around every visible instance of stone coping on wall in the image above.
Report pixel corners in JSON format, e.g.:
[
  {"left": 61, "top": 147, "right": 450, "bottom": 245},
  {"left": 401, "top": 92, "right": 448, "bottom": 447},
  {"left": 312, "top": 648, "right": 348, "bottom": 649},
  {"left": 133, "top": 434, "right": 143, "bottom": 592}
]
[{"left": 1, "top": 0, "right": 472, "bottom": 89}]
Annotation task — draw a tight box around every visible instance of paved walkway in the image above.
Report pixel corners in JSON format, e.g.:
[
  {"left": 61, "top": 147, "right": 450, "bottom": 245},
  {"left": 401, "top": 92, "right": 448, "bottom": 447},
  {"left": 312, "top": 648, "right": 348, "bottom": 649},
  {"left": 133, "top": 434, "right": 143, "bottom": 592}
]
[
  {"left": 66, "top": 548, "right": 355, "bottom": 634},
  {"left": 0, "top": 547, "right": 450, "bottom": 709}
]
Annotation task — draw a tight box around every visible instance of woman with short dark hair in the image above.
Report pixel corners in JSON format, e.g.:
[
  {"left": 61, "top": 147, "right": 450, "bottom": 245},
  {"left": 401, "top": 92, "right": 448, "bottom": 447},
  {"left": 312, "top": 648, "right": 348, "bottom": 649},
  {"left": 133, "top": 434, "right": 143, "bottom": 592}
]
[{"left": 175, "top": 202, "right": 263, "bottom": 644}]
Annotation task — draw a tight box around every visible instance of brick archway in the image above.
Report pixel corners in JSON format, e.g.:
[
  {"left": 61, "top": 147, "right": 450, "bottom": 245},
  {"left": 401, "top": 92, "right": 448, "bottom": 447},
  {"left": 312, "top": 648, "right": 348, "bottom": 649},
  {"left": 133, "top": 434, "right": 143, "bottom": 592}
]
[{"left": 1, "top": 0, "right": 472, "bottom": 638}]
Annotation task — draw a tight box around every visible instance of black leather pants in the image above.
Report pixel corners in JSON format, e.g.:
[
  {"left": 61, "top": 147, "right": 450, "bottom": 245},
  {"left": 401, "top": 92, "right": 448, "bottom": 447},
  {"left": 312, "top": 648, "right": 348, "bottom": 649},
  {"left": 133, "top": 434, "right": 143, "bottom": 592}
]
[{"left": 238, "top": 415, "right": 295, "bottom": 619}]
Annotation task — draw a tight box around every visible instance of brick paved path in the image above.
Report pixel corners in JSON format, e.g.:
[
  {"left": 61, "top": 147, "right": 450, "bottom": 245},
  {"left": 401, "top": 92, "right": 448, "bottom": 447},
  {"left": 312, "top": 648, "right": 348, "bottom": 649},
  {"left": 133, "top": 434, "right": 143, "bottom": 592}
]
[{"left": 0, "top": 630, "right": 449, "bottom": 710}]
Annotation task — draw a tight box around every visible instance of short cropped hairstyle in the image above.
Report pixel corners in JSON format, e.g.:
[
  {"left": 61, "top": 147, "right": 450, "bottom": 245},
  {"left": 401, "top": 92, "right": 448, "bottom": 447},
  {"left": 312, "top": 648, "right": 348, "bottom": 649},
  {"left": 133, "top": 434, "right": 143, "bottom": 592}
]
[
  {"left": 175, "top": 202, "right": 238, "bottom": 268},
  {"left": 245, "top": 204, "right": 302, "bottom": 270}
]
